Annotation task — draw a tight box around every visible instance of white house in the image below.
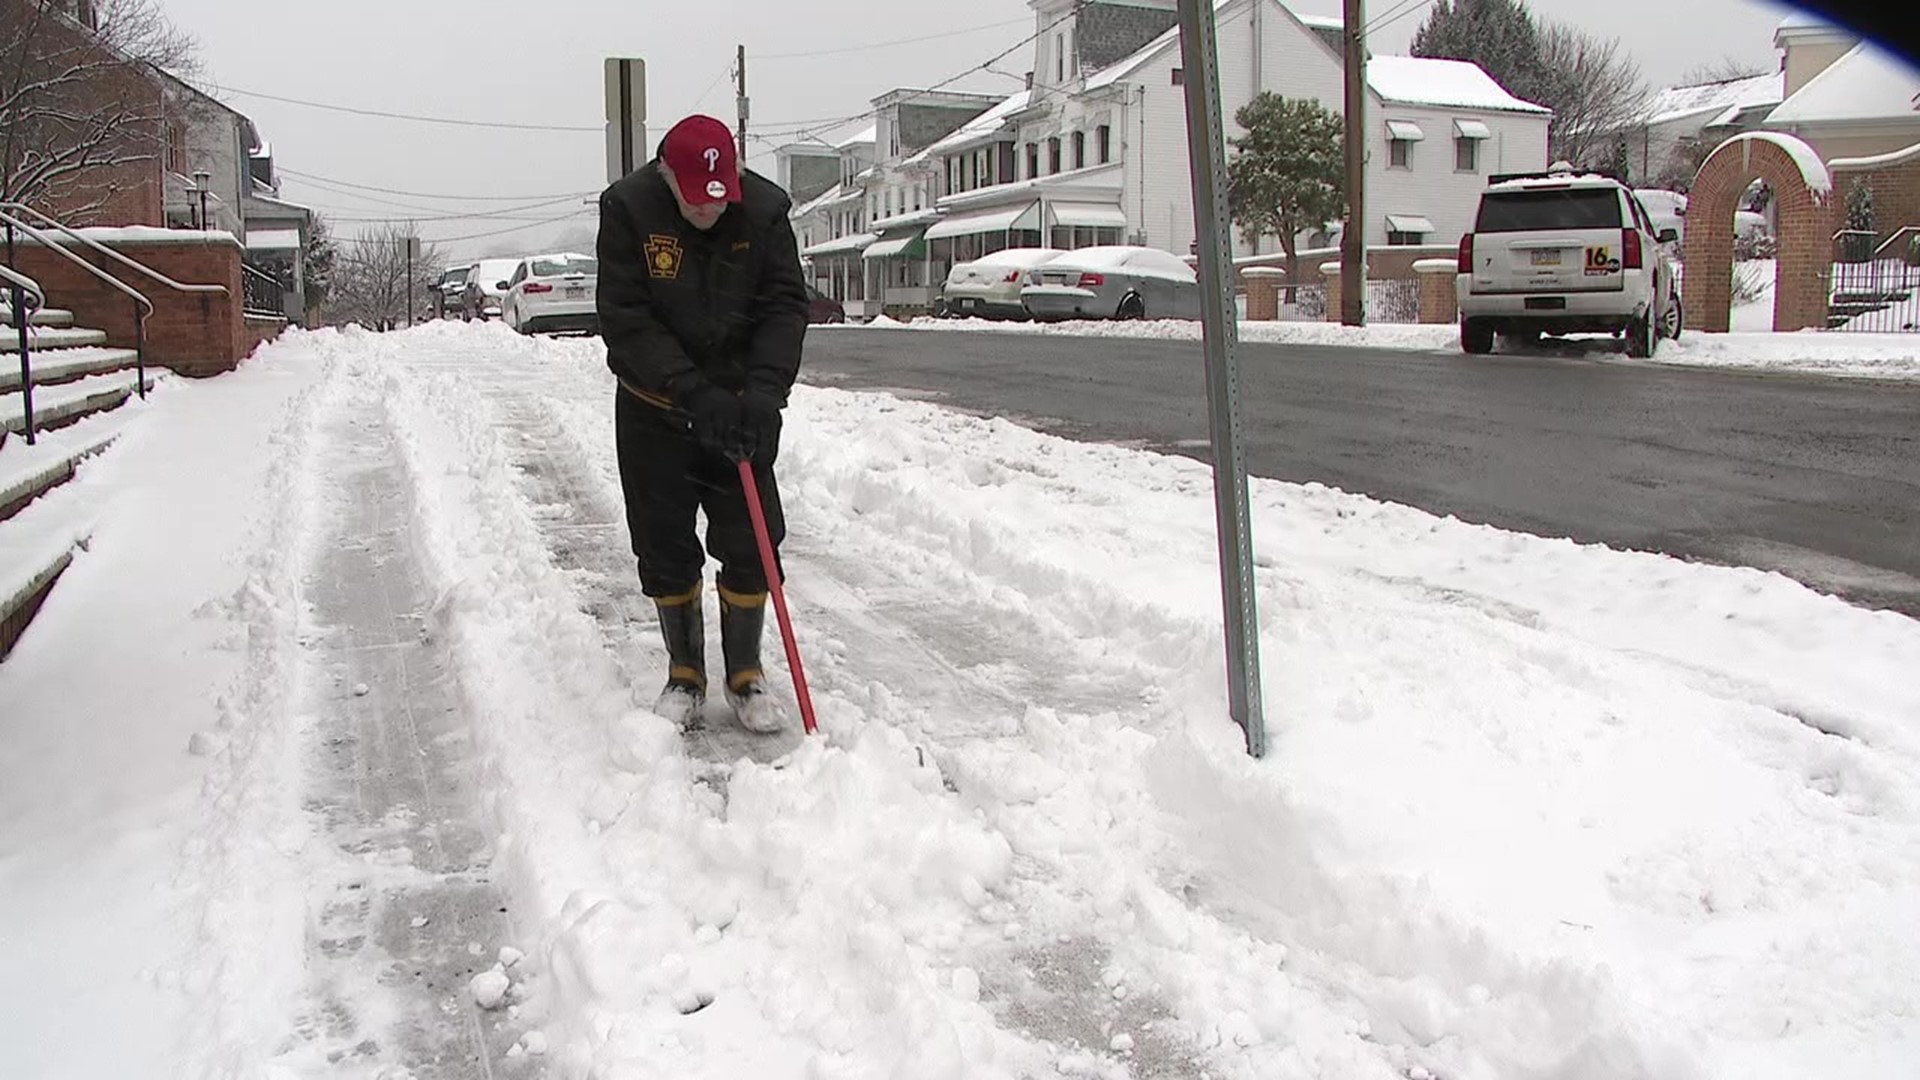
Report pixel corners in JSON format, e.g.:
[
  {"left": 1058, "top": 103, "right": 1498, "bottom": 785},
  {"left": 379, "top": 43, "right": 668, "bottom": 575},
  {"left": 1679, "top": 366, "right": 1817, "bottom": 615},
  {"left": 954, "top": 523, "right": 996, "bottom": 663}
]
[
  {"left": 1617, "top": 72, "right": 1783, "bottom": 189},
  {"left": 914, "top": 0, "right": 1547, "bottom": 272}
]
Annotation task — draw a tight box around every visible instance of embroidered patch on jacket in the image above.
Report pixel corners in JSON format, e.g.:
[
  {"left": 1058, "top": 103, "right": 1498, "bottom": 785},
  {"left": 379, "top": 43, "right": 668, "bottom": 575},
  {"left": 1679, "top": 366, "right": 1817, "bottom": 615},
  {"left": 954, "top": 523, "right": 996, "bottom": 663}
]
[
  {"left": 731, "top": 240, "right": 751, "bottom": 252},
  {"left": 645, "top": 235, "right": 684, "bottom": 280}
]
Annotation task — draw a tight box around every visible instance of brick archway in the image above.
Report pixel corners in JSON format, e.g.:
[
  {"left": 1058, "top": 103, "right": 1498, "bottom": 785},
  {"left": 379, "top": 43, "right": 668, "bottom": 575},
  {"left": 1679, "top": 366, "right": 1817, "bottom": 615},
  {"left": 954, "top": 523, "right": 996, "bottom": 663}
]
[{"left": 1684, "top": 133, "right": 1838, "bottom": 333}]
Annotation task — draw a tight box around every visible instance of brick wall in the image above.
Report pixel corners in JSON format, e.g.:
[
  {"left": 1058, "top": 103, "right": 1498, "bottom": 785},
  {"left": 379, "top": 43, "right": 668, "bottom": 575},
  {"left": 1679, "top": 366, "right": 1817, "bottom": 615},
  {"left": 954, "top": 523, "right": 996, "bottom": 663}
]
[
  {"left": 6, "top": 0, "right": 169, "bottom": 227},
  {"left": 12, "top": 232, "right": 248, "bottom": 375},
  {"left": 1076, "top": 1, "right": 1181, "bottom": 71},
  {"left": 1685, "top": 135, "right": 1837, "bottom": 333},
  {"left": 1414, "top": 260, "right": 1459, "bottom": 323},
  {"left": 1831, "top": 144, "right": 1920, "bottom": 251}
]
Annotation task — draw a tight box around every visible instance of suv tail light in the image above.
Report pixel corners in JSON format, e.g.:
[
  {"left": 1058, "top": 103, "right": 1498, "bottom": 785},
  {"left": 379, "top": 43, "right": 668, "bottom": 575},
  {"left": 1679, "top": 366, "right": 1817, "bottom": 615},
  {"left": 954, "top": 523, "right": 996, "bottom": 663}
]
[
  {"left": 1457, "top": 233, "right": 1473, "bottom": 274},
  {"left": 1622, "top": 228, "right": 1642, "bottom": 271},
  {"left": 1078, "top": 272, "right": 1105, "bottom": 288},
  {"left": 524, "top": 282, "right": 554, "bottom": 294}
]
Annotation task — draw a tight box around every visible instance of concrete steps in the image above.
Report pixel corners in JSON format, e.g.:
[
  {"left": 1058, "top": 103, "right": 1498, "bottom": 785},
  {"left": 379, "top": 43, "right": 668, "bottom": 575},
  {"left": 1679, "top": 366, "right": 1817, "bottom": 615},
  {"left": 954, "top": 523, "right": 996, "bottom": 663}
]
[
  {"left": 0, "top": 325, "right": 107, "bottom": 352},
  {"left": 0, "top": 306, "right": 76, "bottom": 329}
]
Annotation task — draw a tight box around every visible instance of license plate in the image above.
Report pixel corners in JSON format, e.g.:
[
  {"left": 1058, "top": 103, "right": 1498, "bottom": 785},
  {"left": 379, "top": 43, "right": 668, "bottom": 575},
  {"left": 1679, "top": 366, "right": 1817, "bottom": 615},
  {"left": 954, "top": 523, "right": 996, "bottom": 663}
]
[
  {"left": 959, "top": 299, "right": 976, "bottom": 311},
  {"left": 566, "top": 287, "right": 586, "bottom": 298},
  {"left": 1529, "top": 249, "right": 1561, "bottom": 267}
]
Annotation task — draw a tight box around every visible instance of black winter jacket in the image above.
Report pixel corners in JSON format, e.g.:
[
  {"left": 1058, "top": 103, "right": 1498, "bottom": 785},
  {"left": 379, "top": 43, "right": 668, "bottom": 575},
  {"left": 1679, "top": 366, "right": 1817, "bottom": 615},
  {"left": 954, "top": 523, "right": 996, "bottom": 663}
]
[{"left": 596, "top": 161, "right": 810, "bottom": 409}]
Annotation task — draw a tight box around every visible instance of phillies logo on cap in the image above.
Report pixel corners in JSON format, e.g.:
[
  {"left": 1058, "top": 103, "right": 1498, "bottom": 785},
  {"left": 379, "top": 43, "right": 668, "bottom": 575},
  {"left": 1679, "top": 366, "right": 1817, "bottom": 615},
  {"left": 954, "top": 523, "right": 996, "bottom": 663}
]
[{"left": 662, "top": 115, "right": 743, "bottom": 206}]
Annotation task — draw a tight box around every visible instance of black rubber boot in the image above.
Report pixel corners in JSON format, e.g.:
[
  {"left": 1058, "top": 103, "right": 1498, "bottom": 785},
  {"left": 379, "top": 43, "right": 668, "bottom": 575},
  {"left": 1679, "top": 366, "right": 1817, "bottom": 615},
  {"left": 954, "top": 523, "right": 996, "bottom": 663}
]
[
  {"left": 653, "top": 583, "right": 706, "bottom": 727},
  {"left": 719, "top": 586, "right": 786, "bottom": 733}
]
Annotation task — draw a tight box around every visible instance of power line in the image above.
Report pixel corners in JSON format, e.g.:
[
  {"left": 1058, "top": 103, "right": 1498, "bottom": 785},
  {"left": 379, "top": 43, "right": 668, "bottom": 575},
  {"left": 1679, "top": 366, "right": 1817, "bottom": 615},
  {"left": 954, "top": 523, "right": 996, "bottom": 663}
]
[
  {"left": 746, "top": 6, "right": 1082, "bottom": 149},
  {"left": 1366, "top": 0, "right": 1432, "bottom": 35},
  {"left": 757, "top": 18, "right": 1030, "bottom": 61},
  {"left": 289, "top": 176, "right": 592, "bottom": 220},
  {"left": 219, "top": 86, "right": 601, "bottom": 133},
  {"left": 435, "top": 209, "right": 597, "bottom": 245},
  {"left": 279, "top": 167, "right": 592, "bottom": 203}
]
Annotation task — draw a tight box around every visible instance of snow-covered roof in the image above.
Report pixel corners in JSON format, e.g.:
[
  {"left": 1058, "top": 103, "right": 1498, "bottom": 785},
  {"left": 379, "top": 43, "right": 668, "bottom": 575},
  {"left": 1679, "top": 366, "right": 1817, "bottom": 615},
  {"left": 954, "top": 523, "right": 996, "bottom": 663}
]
[
  {"left": 1367, "top": 56, "right": 1550, "bottom": 114},
  {"left": 836, "top": 124, "right": 878, "bottom": 149},
  {"left": 1640, "top": 72, "right": 1783, "bottom": 127},
  {"left": 1766, "top": 41, "right": 1920, "bottom": 126},
  {"left": 922, "top": 90, "right": 1033, "bottom": 159},
  {"left": 1296, "top": 13, "right": 1342, "bottom": 29},
  {"left": 791, "top": 182, "right": 848, "bottom": 219}
]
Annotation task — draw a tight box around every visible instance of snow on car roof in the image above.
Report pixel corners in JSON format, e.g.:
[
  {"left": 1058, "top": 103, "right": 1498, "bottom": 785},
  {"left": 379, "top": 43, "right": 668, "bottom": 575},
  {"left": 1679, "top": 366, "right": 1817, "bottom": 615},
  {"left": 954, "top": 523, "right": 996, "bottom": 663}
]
[
  {"left": 965, "top": 247, "right": 1064, "bottom": 268},
  {"left": 1048, "top": 246, "right": 1196, "bottom": 281}
]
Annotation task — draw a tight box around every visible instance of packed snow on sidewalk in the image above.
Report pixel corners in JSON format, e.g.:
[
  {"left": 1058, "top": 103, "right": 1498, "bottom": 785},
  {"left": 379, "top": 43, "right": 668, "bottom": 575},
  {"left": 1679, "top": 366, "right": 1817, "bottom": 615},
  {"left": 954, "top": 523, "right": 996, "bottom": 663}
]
[
  {"left": 2, "top": 321, "right": 1917, "bottom": 1080},
  {"left": 833, "top": 312, "right": 1920, "bottom": 380}
]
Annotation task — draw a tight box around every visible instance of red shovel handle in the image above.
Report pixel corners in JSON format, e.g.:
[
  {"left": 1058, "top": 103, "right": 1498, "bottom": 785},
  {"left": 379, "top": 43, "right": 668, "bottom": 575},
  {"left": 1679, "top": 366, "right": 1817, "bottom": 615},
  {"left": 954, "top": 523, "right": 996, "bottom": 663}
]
[{"left": 737, "top": 459, "right": 818, "bottom": 735}]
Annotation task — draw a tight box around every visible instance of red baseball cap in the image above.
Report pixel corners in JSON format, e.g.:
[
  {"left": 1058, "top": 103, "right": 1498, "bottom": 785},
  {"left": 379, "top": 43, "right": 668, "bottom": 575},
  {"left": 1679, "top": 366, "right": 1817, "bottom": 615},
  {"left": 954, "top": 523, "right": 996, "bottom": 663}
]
[{"left": 661, "top": 115, "right": 743, "bottom": 205}]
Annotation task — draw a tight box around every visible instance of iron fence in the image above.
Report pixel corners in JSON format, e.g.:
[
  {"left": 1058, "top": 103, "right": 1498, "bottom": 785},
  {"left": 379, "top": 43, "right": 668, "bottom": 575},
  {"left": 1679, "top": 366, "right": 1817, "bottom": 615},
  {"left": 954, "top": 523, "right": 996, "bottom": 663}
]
[{"left": 1827, "top": 227, "right": 1920, "bottom": 333}]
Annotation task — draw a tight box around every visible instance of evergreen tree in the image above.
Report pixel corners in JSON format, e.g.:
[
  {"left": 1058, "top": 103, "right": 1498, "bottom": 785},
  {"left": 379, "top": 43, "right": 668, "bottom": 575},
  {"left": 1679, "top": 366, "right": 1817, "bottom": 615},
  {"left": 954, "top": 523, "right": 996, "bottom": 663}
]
[{"left": 1226, "top": 93, "right": 1345, "bottom": 294}]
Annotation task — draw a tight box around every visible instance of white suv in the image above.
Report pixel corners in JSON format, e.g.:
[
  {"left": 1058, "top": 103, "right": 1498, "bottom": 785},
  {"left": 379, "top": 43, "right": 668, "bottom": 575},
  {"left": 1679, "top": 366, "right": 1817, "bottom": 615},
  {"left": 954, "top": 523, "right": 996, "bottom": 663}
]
[{"left": 1456, "top": 169, "right": 1682, "bottom": 358}]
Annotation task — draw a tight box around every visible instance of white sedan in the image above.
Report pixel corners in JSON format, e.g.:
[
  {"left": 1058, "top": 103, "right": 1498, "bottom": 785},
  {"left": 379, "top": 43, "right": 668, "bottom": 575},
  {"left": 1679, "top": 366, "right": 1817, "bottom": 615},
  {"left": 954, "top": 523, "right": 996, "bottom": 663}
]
[
  {"left": 502, "top": 253, "right": 599, "bottom": 335},
  {"left": 936, "top": 247, "right": 1063, "bottom": 319}
]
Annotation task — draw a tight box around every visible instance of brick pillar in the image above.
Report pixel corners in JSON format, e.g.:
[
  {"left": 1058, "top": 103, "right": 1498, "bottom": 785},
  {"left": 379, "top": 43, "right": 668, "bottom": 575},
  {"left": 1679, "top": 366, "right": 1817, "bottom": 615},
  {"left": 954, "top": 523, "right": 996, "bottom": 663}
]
[
  {"left": 1320, "top": 262, "right": 1342, "bottom": 323},
  {"left": 1242, "top": 267, "right": 1285, "bottom": 321},
  {"left": 1412, "top": 259, "right": 1459, "bottom": 323}
]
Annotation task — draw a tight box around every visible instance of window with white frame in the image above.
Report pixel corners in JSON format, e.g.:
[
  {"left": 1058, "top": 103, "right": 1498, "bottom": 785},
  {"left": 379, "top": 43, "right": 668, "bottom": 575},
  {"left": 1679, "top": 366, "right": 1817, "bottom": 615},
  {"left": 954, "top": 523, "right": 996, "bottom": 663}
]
[
  {"left": 1385, "top": 119, "right": 1423, "bottom": 169},
  {"left": 1453, "top": 119, "right": 1490, "bottom": 173}
]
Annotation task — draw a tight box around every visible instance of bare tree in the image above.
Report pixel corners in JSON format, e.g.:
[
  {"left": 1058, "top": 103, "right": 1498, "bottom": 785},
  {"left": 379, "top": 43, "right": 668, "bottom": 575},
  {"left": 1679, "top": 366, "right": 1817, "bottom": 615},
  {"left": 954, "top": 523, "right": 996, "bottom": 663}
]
[
  {"left": 1681, "top": 55, "right": 1770, "bottom": 85},
  {"left": 1537, "top": 21, "right": 1649, "bottom": 170},
  {"left": 329, "top": 223, "right": 445, "bottom": 330},
  {"left": 0, "top": 0, "right": 197, "bottom": 217}
]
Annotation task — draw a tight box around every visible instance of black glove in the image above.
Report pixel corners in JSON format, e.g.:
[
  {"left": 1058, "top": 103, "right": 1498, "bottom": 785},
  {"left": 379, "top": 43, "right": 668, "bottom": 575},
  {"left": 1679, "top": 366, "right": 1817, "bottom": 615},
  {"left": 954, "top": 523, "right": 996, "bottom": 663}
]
[
  {"left": 679, "top": 382, "right": 741, "bottom": 455},
  {"left": 736, "top": 388, "right": 784, "bottom": 462}
]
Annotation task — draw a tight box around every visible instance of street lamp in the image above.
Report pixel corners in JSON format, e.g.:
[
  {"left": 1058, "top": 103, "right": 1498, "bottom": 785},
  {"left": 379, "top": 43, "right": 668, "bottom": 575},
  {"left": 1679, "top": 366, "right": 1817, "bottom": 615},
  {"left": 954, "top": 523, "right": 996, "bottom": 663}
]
[{"left": 193, "top": 169, "right": 212, "bottom": 232}]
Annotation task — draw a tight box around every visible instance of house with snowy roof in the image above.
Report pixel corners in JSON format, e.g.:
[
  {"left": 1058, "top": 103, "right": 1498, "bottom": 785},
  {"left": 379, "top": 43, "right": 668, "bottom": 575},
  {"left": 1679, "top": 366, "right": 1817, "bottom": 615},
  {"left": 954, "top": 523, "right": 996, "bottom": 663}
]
[
  {"left": 828, "top": 0, "right": 1547, "bottom": 313},
  {"left": 1764, "top": 14, "right": 1920, "bottom": 163},
  {"left": 1619, "top": 72, "right": 1784, "bottom": 190}
]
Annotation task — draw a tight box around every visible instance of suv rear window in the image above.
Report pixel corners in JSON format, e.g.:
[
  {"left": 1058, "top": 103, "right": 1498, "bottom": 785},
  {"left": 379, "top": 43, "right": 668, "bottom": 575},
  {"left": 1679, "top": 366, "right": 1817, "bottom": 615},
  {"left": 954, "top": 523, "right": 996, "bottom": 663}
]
[{"left": 1475, "top": 189, "right": 1622, "bottom": 233}]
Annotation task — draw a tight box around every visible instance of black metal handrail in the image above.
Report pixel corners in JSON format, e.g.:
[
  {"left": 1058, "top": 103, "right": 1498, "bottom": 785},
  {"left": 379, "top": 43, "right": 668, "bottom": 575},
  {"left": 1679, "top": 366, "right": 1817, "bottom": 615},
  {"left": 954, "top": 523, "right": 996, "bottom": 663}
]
[
  {"left": 2, "top": 264, "right": 46, "bottom": 446},
  {"left": 241, "top": 263, "right": 287, "bottom": 319},
  {"left": 1, "top": 211, "right": 155, "bottom": 442}
]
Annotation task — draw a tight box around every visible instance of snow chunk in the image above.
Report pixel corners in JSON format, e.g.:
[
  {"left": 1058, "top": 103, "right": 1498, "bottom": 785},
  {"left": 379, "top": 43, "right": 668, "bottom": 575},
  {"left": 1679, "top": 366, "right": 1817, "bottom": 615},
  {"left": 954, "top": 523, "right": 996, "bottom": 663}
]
[
  {"left": 951, "top": 966, "right": 981, "bottom": 1002},
  {"left": 521, "top": 1031, "right": 549, "bottom": 1055},
  {"left": 186, "top": 731, "right": 223, "bottom": 756},
  {"left": 1110, "top": 1033, "right": 1135, "bottom": 1052},
  {"left": 498, "top": 945, "right": 525, "bottom": 968},
  {"left": 469, "top": 968, "right": 510, "bottom": 1009}
]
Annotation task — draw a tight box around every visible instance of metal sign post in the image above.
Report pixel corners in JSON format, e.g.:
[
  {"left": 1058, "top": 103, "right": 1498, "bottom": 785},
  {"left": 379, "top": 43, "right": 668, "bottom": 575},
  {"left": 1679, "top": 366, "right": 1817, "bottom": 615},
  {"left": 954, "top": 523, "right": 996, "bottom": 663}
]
[
  {"left": 605, "top": 58, "right": 649, "bottom": 185},
  {"left": 1175, "top": 0, "right": 1268, "bottom": 757}
]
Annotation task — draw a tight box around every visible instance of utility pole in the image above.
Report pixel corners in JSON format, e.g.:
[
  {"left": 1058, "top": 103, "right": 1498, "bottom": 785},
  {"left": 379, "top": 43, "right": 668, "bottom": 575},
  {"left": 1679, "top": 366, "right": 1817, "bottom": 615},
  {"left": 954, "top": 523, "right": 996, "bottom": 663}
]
[
  {"left": 1341, "top": 0, "right": 1367, "bottom": 326},
  {"left": 735, "top": 45, "right": 750, "bottom": 162}
]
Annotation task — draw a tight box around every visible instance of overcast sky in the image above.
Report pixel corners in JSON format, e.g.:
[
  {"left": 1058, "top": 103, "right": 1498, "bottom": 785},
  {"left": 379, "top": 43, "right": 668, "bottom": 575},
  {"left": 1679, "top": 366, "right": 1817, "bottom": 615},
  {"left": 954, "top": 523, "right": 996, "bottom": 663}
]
[{"left": 160, "top": 0, "right": 1803, "bottom": 260}]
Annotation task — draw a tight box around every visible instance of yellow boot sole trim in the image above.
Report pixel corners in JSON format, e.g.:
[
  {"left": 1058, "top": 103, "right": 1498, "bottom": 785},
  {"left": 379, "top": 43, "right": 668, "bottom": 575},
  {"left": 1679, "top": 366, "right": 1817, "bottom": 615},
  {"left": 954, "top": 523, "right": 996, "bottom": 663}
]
[
  {"left": 718, "top": 586, "right": 768, "bottom": 609},
  {"left": 655, "top": 582, "right": 704, "bottom": 607},
  {"left": 728, "top": 668, "right": 764, "bottom": 693},
  {"left": 669, "top": 665, "right": 707, "bottom": 688}
]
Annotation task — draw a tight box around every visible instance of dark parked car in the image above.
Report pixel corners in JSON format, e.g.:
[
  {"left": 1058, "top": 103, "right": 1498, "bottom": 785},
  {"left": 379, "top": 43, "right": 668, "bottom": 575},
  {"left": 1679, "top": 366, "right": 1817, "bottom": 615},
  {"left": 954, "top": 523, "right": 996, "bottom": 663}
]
[
  {"left": 433, "top": 264, "right": 474, "bottom": 319},
  {"left": 807, "top": 285, "right": 845, "bottom": 324}
]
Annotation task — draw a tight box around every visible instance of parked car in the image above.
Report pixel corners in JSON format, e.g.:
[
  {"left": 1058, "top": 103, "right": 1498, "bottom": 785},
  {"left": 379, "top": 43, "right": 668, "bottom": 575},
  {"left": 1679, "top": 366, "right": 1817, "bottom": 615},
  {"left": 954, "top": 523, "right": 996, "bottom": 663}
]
[
  {"left": 807, "top": 285, "right": 846, "bottom": 324},
  {"left": 501, "top": 252, "right": 599, "bottom": 335},
  {"left": 1019, "top": 245, "right": 1200, "bottom": 321},
  {"left": 1634, "top": 187, "right": 1772, "bottom": 249},
  {"left": 434, "top": 264, "right": 474, "bottom": 319},
  {"left": 462, "top": 257, "right": 523, "bottom": 322},
  {"left": 1458, "top": 168, "right": 1682, "bottom": 358},
  {"left": 936, "top": 247, "right": 1064, "bottom": 319}
]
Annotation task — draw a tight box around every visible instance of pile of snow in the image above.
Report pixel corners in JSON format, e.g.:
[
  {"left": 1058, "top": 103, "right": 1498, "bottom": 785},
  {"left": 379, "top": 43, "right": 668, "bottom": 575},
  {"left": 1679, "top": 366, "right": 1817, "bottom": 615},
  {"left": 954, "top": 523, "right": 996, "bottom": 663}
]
[
  {"left": 834, "top": 312, "right": 1920, "bottom": 380},
  {"left": 5, "top": 321, "right": 1917, "bottom": 1079}
]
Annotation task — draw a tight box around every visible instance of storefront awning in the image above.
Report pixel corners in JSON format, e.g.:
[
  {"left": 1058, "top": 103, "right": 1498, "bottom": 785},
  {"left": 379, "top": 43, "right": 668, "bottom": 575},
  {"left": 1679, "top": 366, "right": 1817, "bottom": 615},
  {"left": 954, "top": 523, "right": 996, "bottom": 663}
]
[
  {"left": 246, "top": 227, "right": 302, "bottom": 252},
  {"left": 802, "top": 232, "right": 879, "bottom": 257},
  {"left": 1047, "top": 202, "right": 1128, "bottom": 229},
  {"left": 1453, "top": 119, "right": 1492, "bottom": 140},
  {"left": 1385, "top": 119, "right": 1426, "bottom": 142},
  {"left": 863, "top": 229, "right": 928, "bottom": 261},
  {"left": 925, "top": 201, "right": 1041, "bottom": 241}
]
